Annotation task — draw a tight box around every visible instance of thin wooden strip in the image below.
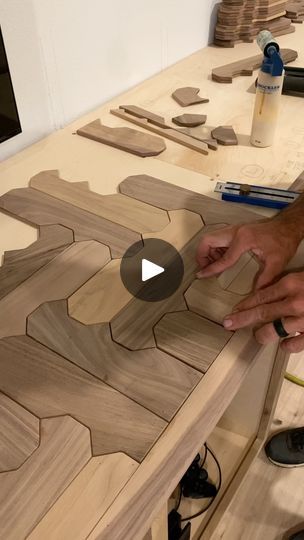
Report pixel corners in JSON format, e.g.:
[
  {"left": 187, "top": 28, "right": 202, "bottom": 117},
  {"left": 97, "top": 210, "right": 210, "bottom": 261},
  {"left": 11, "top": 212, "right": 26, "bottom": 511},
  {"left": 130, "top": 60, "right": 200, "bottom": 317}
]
[
  {"left": 28, "top": 300, "right": 201, "bottom": 421},
  {"left": 77, "top": 119, "right": 166, "bottom": 157},
  {"left": 119, "top": 174, "right": 260, "bottom": 226},
  {"left": 0, "top": 416, "right": 92, "bottom": 540},
  {"left": 0, "top": 336, "right": 167, "bottom": 461},
  {"left": 68, "top": 210, "right": 203, "bottom": 325},
  {"left": 0, "top": 224, "right": 73, "bottom": 300},
  {"left": 28, "top": 454, "right": 138, "bottom": 540},
  {"left": 185, "top": 277, "right": 241, "bottom": 325},
  {"left": 0, "top": 187, "right": 140, "bottom": 258},
  {"left": 0, "top": 393, "right": 39, "bottom": 472},
  {"left": 111, "top": 108, "right": 209, "bottom": 155},
  {"left": 29, "top": 170, "right": 169, "bottom": 234},
  {"left": 111, "top": 231, "right": 202, "bottom": 350},
  {"left": 0, "top": 241, "right": 110, "bottom": 339},
  {"left": 154, "top": 311, "right": 232, "bottom": 372},
  {"left": 86, "top": 330, "right": 261, "bottom": 540}
]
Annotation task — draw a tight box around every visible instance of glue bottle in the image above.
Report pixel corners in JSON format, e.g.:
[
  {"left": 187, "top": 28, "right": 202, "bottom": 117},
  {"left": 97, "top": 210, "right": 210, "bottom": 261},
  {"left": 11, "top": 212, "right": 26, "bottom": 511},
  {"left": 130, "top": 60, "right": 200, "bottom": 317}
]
[{"left": 250, "top": 30, "right": 284, "bottom": 148}]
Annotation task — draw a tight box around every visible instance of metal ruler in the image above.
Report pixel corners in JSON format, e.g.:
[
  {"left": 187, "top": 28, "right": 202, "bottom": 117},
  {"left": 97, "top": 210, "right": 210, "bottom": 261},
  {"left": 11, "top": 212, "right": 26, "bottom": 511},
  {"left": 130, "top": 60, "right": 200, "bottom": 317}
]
[{"left": 214, "top": 181, "right": 300, "bottom": 209}]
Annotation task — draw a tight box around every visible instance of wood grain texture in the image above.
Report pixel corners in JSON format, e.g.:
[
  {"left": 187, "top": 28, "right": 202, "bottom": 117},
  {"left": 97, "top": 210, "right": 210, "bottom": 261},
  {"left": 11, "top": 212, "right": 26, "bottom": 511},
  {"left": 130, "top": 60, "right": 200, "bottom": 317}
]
[
  {"left": 171, "top": 87, "right": 209, "bottom": 107},
  {"left": 0, "top": 224, "right": 73, "bottom": 300},
  {"left": 211, "top": 125, "right": 238, "bottom": 145},
  {"left": 111, "top": 232, "right": 202, "bottom": 350},
  {"left": 172, "top": 114, "right": 207, "bottom": 127},
  {"left": 0, "top": 415, "right": 91, "bottom": 540},
  {"left": 28, "top": 300, "right": 201, "bottom": 421},
  {"left": 155, "top": 311, "right": 232, "bottom": 372},
  {"left": 119, "top": 174, "right": 260, "bottom": 226},
  {"left": 29, "top": 170, "right": 169, "bottom": 234},
  {"left": 0, "top": 241, "right": 110, "bottom": 338},
  {"left": 119, "top": 105, "right": 167, "bottom": 127},
  {"left": 212, "top": 48, "right": 298, "bottom": 83},
  {"left": 0, "top": 393, "right": 39, "bottom": 472},
  {"left": 68, "top": 209, "right": 203, "bottom": 325},
  {"left": 0, "top": 186, "right": 140, "bottom": 258},
  {"left": 177, "top": 127, "right": 219, "bottom": 150},
  {"left": 0, "top": 336, "right": 167, "bottom": 460},
  {"left": 77, "top": 119, "right": 166, "bottom": 157},
  {"left": 111, "top": 108, "right": 209, "bottom": 155},
  {"left": 185, "top": 277, "right": 241, "bottom": 324},
  {"left": 28, "top": 453, "right": 138, "bottom": 540}
]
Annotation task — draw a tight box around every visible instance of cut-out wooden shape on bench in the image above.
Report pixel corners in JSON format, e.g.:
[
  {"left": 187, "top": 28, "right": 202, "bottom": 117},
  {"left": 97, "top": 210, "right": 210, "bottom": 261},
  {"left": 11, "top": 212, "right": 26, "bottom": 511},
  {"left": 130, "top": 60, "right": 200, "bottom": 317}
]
[
  {"left": 172, "top": 114, "right": 207, "bottom": 127},
  {"left": 28, "top": 300, "right": 201, "bottom": 421},
  {"left": 76, "top": 119, "right": 166, "bottom": 157},
  {"left": 211, "top": 126, "right": 238, "bottom": 145},
  {"left": 0, "top": 241, "right": 110, "bottom": 339},
  {"left": 29, "top": 170, "right": 170, "bottom": 234},
  {"left": 0, "top": 224, "right": 73, "bottom": 300},
  {"left": 0, "top": 392, "right": 39, "bottom": 472},
  {"left": 172, "top": 87, "right": 209, "bottom": 107},
  {"left": 0, "top": 186, "right": 140, "bottom": 258},
  {"left": 0, "top": 336, "right": 167, "bottom": 461}
]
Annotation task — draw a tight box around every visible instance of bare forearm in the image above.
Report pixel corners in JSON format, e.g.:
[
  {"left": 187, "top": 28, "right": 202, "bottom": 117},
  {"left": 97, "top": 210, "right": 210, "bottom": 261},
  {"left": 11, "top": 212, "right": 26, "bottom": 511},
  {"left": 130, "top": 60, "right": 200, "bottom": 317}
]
[{"left": 273, "top": 193, "right": 304, "bottom": 243}]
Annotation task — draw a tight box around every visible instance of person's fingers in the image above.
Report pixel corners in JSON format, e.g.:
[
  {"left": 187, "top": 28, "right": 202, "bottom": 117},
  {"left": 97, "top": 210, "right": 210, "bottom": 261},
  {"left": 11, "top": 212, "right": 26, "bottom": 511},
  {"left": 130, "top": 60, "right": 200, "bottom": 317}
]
[
  {"left": 196, "top": 228, "right": 235, "bottom": 269},
  {"left": 281, "top": 333, "right": 304, "bottom": 353},
  {"left": 254, "top": 259, "right": 286, "bottom": 290},
  {"left": 197, "top": 237, "right": 247, "bottom": 279},
  {"left": 255, "top": 317, "right": 304, "bottom": 345},
  {"left": 234, "top": 279, "right": 289, "bottom": 312},
  {"left": 223, "top": 300, "right": 290, "bottom": 330}
]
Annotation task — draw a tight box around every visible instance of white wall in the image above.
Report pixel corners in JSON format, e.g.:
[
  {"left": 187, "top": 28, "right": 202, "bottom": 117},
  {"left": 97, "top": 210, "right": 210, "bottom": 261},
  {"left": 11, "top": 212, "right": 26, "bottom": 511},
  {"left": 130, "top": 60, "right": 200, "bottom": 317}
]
[{"left": 0, "top": 0, "right": 218, "bottom": 161}]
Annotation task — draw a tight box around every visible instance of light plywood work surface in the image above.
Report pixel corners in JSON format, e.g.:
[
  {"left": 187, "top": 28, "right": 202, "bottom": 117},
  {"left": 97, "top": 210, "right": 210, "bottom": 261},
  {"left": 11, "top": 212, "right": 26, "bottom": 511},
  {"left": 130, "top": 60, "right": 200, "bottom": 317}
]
[{"left": 1, "top": 23, "right": 303, "bottom": 540}]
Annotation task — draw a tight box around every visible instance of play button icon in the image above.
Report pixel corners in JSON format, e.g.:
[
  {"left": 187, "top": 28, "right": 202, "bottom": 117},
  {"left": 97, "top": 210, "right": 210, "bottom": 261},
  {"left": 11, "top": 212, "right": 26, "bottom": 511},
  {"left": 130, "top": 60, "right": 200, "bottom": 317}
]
[
  {"left": 120, "top": 238, "right": 184, "bottom": 302},
  {"left": 142, "top": 259, "right": 164, "bottom": 282}
]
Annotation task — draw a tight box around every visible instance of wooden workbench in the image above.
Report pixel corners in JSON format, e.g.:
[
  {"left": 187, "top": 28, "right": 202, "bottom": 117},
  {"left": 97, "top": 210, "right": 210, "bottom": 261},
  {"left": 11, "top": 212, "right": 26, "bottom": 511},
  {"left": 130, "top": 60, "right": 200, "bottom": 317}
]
[{"left": 0, "top": 24, "right": 304, "bottom": 540}]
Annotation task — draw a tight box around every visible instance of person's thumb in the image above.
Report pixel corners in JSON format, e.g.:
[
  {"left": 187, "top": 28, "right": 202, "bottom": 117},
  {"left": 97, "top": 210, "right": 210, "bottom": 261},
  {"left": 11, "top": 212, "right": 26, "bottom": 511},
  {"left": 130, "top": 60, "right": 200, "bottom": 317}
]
[{"left": 197, "top": 240, "right": 246, "bottom": 278}]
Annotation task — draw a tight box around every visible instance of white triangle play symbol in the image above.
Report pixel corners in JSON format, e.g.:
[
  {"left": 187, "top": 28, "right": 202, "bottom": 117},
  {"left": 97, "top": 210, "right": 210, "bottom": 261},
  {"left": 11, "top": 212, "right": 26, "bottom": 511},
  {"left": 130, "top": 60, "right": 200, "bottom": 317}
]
[{"left": 142, "top": 259, "right": 165, "bottom": 282}]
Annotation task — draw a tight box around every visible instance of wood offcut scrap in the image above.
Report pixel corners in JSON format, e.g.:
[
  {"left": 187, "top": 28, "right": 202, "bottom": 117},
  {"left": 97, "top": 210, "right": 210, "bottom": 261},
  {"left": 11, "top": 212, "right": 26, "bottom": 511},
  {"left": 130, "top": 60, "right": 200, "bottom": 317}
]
[{"left": 214, "top": 0, "right": 295, "bottom": 47}]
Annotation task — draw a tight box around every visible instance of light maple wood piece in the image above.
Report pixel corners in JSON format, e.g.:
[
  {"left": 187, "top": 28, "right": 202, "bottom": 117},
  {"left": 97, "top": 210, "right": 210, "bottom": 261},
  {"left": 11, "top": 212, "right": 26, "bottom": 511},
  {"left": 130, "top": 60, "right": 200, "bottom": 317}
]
[
  {"left": 119, "top": 174, "right": 259, "bottom": 226},
  {"left": 171, "top": 87, "right": 209, "bottom": 107},
  {"left": 0, "top": 224, "right": 73, "bottom": 300},
  {"left": 0, "top": 416, "right": 92, "bottom": 540},
  {"left": 68, "top": 209, "right": 202, "bottom": 324},
  {"left": 0, "top": 336, "right": 167, "bottom": 461},
  {"left": 29, "top": 170, "right": 169, "bottom": 234},
  {"left": 211, "top": 125, "right": 238, "bottom": 145},
  {"left": 212, "top": 48, "right": 298, "bottom": 83},
  {"left": 28, "top": 453, "right": 138, "bottom": 540},
  {"left": 177, "top": 127, "right": 218, "bottom": 150},
  {"left": 172, "top": 114, "right": 207, "bottom": 127},
  {"left": 77, "top": 119, "right": 166, "bottom": 157},
  {"left": 185, "top": 277, "right": 241, "bottom": 324},
  {"left": 111, "top": 108, "right": 209, "bottom": 155},
  {"left": 0, "top": 392, "right": 39, "bottom": 472},
  {"left": 28, "top": 300, "right": 201, "bottom": 421},
  {"left": 0, "top": 241, "right": 110, "bottom": 339},
  {"left": 155, "top": 311, "right": 232, "bottom": 372},
  {"left": 0, "top": 186, "right": 140, "bottom": 258}
]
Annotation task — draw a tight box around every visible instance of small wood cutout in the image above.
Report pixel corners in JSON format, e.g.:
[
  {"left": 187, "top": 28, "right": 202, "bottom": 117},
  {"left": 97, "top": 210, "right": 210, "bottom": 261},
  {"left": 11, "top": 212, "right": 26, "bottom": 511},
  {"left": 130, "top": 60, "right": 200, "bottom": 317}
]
[
  {"left": 172, "top": 114, "right": 207, "bottom": 127},
  {"left": 211, "top": 126, "right": 238, "bottom": 146},
  {"left": 171, "top": 87, "right": 209, "bottom": 107}
]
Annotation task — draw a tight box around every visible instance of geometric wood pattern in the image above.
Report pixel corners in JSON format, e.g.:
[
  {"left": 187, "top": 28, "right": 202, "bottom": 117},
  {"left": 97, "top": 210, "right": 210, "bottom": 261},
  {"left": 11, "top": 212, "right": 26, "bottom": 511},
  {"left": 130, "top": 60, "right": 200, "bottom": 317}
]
[
  {"left": 76, "top": 119, "right": 166, "bottom": 157},
  {"left": 29, "top": 170, "right": 170, "bottom": 234},
  {"left": 212, "top": 48, "right": 298, "bottom": 83},
  {"left": 154, "top": 311, "right": 232, "bottom": 372},
  {"left": 27, "top": 453, "right": 138, "bottom": 540},
  {"left": 27, "top": 300, "right": 201, "bottom": 421},
  {"left": 0, "top": 224, "right": 73, "bottom": 300},
  {"left": 0, "top": 170, "right": 258, "bottom": 539},
  {"left": 0, "top": 392, "right": 39, "bottom": 472},
  {"left": 0, "top": 416, "right": 92, "bottom": 540},
  {"left": 171, "top": 87, "right": 209, "bottom": 107},
  {"left": 214, "top": 0, "right": 295, "bottom": 48}
]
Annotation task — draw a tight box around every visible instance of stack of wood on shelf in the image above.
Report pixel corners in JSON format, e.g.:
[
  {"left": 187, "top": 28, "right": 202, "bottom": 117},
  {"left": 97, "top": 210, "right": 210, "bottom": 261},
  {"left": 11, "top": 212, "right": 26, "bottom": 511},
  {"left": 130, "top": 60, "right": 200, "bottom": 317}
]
[
  {"left": 286, "top": 1, "right": 304, "bottom": 23},
  {"left": 214, "top": 0, "right": 295, "bottom": 47}
]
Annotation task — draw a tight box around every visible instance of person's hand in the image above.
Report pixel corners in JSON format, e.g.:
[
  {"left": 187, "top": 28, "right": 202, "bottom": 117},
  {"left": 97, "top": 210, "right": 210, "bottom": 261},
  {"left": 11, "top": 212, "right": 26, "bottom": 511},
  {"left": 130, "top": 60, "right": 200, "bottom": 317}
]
[
  {"left": 196, "top": 217, "right": 301, "bottom": 290},
  {"left": 222, "top": 271, "right": 304, "bottom": 352}
]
